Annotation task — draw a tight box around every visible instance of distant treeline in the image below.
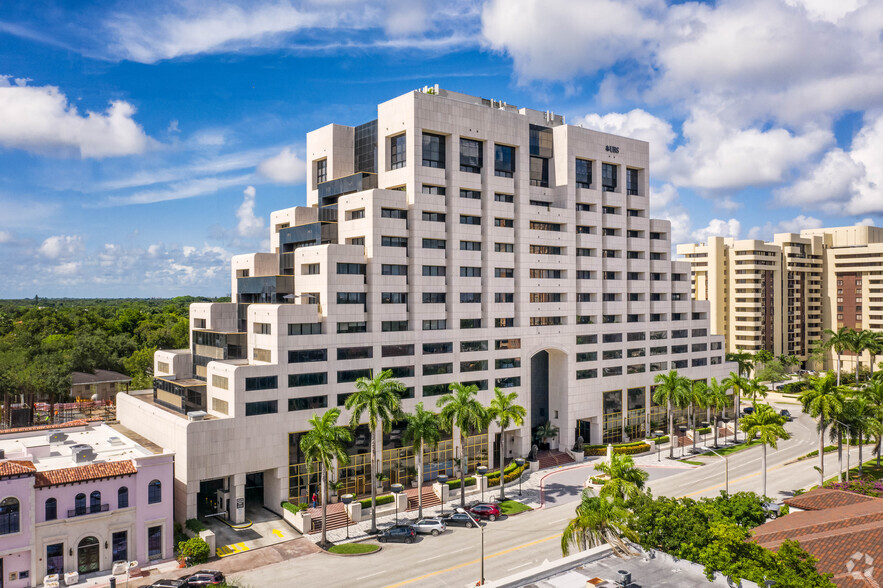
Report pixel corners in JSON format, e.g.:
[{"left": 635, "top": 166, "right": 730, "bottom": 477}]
[{"left": 0, "top": 296, "right": 229, "bottom": 402}]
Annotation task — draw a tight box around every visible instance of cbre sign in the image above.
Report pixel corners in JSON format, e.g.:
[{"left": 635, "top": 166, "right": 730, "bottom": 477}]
[{"left": 605, "top": 145, "right": 620, "bottom": 154}]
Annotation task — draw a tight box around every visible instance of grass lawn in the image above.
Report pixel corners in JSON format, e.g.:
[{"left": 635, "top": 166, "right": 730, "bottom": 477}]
[
  {"left": 499, "top": 500, "right": 532, "bottom": 516},
  {"left": 328, "top": 543, "right": 380, "bottom": 554},
  {"left": 679, "top": 460, "right": 705, "bottom": 466},
  {"left": 824, "top": 458, "right": 883, "bottom": 484},
  {"left": 696, "top": 439, "right": 761, "bottom": 458}
]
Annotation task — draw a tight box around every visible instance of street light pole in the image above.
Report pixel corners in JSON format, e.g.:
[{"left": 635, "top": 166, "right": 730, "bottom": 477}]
[
  {"left": 341, "top": 494, "right": 353, "bottom": 539},
  {"left": 706, "top": 448, "right": 728, "bottom": 494},
  {"left": 462, "top": 509, "right": 484, "bottom": 585},
  {"left": 654, "top": 430, "right": 663, "bottom": 462},
  {"left": 477, "top": 465, "right": 488, "bottom": 503},
  {"left": 437, "top": 474, "right": 448, "bottom": 517}
]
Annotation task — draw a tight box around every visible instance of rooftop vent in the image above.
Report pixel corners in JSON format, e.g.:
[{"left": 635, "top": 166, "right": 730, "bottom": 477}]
[
  {"left": 107, "top": 436, "right": 124, "bottom": 446},
  {"left": 0, "top": 449, "right": 5, "bottom": 460},
  {"left": 617, "top": 570, "right": 632, "bottom": 587},
  {"left": 187, "top": 411, "right": 207, "bottom": 421},
  {"left": 71, "top": 444, "right": 95, "bottom": 463},
  {"left": 48, "top": 432, "right": 67, "bottom": 444}
]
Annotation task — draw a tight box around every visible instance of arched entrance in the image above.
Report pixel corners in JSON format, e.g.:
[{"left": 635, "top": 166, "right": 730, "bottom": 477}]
[{"left": 77, "top": 536, "right": 100, "bottom": 574}]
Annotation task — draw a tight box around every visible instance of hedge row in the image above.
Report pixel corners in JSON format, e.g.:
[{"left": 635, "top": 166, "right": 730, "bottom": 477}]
[
  {"left": 585, "top": 442, "right": 651, "bottom": 456},
  {"left": 281, "top": 501, "right": 308, "bottom": 514},
  {"left": 359, "top": 494, "right": 395, "bottom": 510},
  {"left": 185, "top": 518, "right": 206, "bottom": 534},
  {"left": 488, "top": 463, "right": 528, "bottom": 487}
]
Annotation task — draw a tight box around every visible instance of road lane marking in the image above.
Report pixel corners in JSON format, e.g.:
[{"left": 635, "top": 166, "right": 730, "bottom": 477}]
[
  {"left": 383, "top": 532, "right": 562, "bottom": 588},
  {"left": 362, "top": 569, "right": 388, "bottom": 579}
]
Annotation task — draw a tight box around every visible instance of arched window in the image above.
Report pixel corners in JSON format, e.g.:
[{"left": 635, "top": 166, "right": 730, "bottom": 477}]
[
  {"left": 118, "top": 486, "right": 129, "bottom": 509},
  {"left": 0, "top": 497, "right": 20, "bottom": 534},
  {"left": 90, "top": 491, "right": 102, "bottom": 513},
  {"left": 148, "top": 480, "right": 162, "bottom": 504},
  {"left": 75, "top": 493, "right": 86, "bottom": 516},
  {"left": 45, "top": 497, "right": 57, "bottom": 521}
]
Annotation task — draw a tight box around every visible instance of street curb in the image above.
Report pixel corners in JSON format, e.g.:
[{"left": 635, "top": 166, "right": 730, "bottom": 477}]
[{"left": 321, "top": 545, "right": 383, "bottom": 557}]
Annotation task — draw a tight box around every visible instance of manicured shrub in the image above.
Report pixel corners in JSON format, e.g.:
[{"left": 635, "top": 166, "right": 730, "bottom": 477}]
[
  {"left": 280, "top": 501, "right": 309, "bottom": 513},
  {"left": 185, "top": 518, "right": 206, "bottom": 534},
  {"left": 178, "top": 537, "right": 210, "bottom": 565},
  {"left": 584, "top": 441, "right": 651, "bottom": 456},
  {"left": 358, "top": 494, "right": 395, "bottom": 510}
]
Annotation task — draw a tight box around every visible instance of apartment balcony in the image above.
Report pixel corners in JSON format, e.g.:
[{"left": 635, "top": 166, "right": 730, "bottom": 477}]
[
  {"left": 69, "top": 504, "right": 109, "bottom": 518},
  {"left": 318, "top": 172, "right": 377, "bottom": 206}
]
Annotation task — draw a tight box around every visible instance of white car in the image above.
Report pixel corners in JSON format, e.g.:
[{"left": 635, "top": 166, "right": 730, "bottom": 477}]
[{"left": 413, "top": 518, "right": 447, "bottom": 536}]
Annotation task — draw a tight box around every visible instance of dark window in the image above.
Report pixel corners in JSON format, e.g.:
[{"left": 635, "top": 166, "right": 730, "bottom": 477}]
[
  {"left": 602, "top": 163, "right": 617, "bottom": 191},
  {"left": 148, "top": 480, "right": 162, "bottom": 504},
  {"left": 382, "top": 264, "right": 408, "bottom": 276},
  {"left": 288, "top": 322, "right": 321, "bottom": 336},
  {"left": 246, "top": 400, "right": 278, "bottom": 415},
  {"left": 423, "top": 319, "right": 447, "bottom": 330},
  {"left": 382, "top": 344, "right": 414, "bottom": 357},
  {"left": 495, "top": 218, "right": 513, "bottom": 228},
  {"left": 336, "top": 292, "right": 366, "bottom": 305},
  {"left": 576, "top": 203, "right": 594, "bottom": 212},
  {"left": 423, "top": 265, "right": 446, "bottom": 277},
  {"left": 529, "top": 269, "right": 562, "bottom": 278},
  {"left": 423, "top": 363, "right": 453, "bottom": 376},
  {"left": 461, "top": 340, "right": 488, "bottom": 352},
  {"left": 245, "top": 376, "right": 277, "bottom": 391},
  {"left": 577, "top": 352, "right": 597, "bottom": 362},
  {"left": 382, "top": 320, "right": 409, "bottom": 332},
  {"left": 495, "top": 357, "right": 520, "bottom": 369},
  {"left": 338, "top": 346, "right": 373, "bottom": 360},
  {"left": 577, "top": 271, "right": 594, "bottom": 279},
  {"left": 626, "top": 168, "right": 639, "bottom": 195},
  {"left": 496, "top": 376, "right": 521, "bottom": 388},
  {"left": 422, "top": 185, "right": 446, "bottom": 195},
  {"left": 390, "top": 134, "right": 406, "bottom": 169},
  {"left": 349, "top": 208, "right": 365, "bottom": 220},
  {"left": 460, "top": 292, "right": 482, "bottom": 303},
  {"left": 423, "top": 342, "right": 453, "bottom": 354},
  {"left": 74, "top": 493, "right": 86, "bottom": 515},
  {"left": 495, "top": 268, "right": 514, "bottom": 278},
  {"left": 576, "top": 159, "right": 592, "bottom": 188},
  {"left": 460, "top": 138, "right": 483, "bottom": 173},
  {"left": 530, "top": 245, "right": 562, "bottom": 255},
  {"left": 382, "top": 236, "right": 408, "bottom": 248},
  {"left": 460, "top": 215, "right": 481, "bottom": 225},
  {"left": 530, "top": 221, "right": 561, "bottom": 231},
  {"left": 254, "top": 322, "right": 271, "bottom": 335},
  {"left": 495, "top": 317, "right": 514, "bottom": 327},
  {"left": 423, "top": 238, "right": 446, "bottom": 249},
  {"left": 461, "top": 266, "right": 481, "bottom": 277},
  {"left": 494, "top": 144, "right": 515, "bottom": 177},
  {"left": 112, "top": 530, "right": 128, "bottom": 563},
  {"left": 460, "top": 189, "right": 481, "bottom": 200},
  {"left": 316, "top": 159, "right": 327, "bottom": 184},
  {"left": 148, "top": 525, "right": 162, "bottom": 560},
  {"left": 89, "top": 490, "right": 102, "bottom": 513},
  {"left": 423, "top": 292, "right": 446, "bottom": 303},
  {"left": 45, "top": 498, "right": 57, "bottom": 521},
  {"left": 460, "top": 318, "right": 482, "bottom": 329},
  {"left": 495, "top": 293, "right": 514, "bottom": 303},
  {"left": 289, "top": 396, "right": 328, "bottom": 411},
  {"left": 530, "top": 156, "right": 549, "bottom": 187},
  {"left": 47, "top": 543, "right": 64, "bottom": 575},
  {"left": 577, "top": 225, "right": 595, "bottom": 234},
  {"left": 381, "top": 292, "right": 408, "bottom": 304},
  {"left": 577, "top": 369, "right": 598, "bottom": 379},
  {"left": 603, "top": 333, "right": 623, "bottom": 343},
  {"left": 530, "top": 316, "right": 563, "bottom": 326},
  {"left": 118, "top": 487, "right": 129, "bottom": 509},
  {"left": 576, "top": 335, "right": 598, "bottom": 345},
  {"left": 495, "top": 243, "right": 514, "bottom": 253},
  {"left": 337, "top": 321, "right": 367, "bottom": 334},
  {"left": 423, "top": 211, "right": 446, "bottom": 222},
  {"left": 289, "top": 372, "right": 328, "bottom": 387},
  {"left": 381, "top": 207, "right": 408, "bottom": 219},
  {"left": 423, "top": 384, "right": 450, "bottom": 397},
  {"left": 460, "top": 360, "right": 488, "bottom": 372},
  {"left": 423, "top": 133, "right": 445, "bottom": 168},
  {"left": 494, "top": 192, "right": 514, "bottom": 203},
  {"left": 460, "top": 240, "right": 481, "bottom": 251},
  {"left": 495, "top": 338, "right": 521, "bottom": 350},
  {"left": 337, "top": 263, "right": 366, "bottom": 275},
  {"left": 338, "top": 368, "right": 372, "bottom": 383}
]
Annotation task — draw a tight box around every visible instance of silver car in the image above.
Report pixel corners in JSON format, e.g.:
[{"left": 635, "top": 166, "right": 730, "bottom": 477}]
[{"left": 413, "top": 518, "right": 447, "bottom": 536}]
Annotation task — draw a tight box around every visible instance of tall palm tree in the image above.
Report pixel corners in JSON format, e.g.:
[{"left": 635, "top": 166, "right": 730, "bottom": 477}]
[
  {"left": 487, "top": 387, "right": 526, "bottom": 501},
  {"left": 593, "top": 453, "right": 649, "bottom": 502},
  {"left": 853, "top": 330, "right": 877, "bottom": 383},
  {"left": 652, "top": 370, "right": 691, "bottom": 458},
  {"left": 862, "top": 378, "right": 883, "bottom": 466},
  {"left": 739, "top": 403, "right": 789, "bottom": 496},
  {"left": 799, "top": 372, "right": 847, "bottom": 487},
  {"left": 822, "top": 326, "right": 853, "bottom": 386},
  {"left": 754, "top": 349, "right": 774, "bottom": 375},
  {"left": 726, "top": 349, "right": 755, "bottom": 379},
  {"left": 686, "top": 379, "right": 708, "bottom": 452},
  {"left": 561, "top": 490, "right": 638, "bottom": 557},
  {"left": 344, "top": 369, "right": 404, "bottom": 534},
  {"left": 300, "top": 408, "right": 352, "bottom": 547},
  {"left": 866, "top": 332, "right": 883, "bottom": 381},
  {"left": 842, "top": 396, "right": 882, "bottom": 477},
  {"left": 403, "top": 402, "right": 441, "bottom": 520},
  {"left": 744, "top": 377, "right": 769, "bottom": 404},
  {"left": 437, "top": 382, "right": 488, "bottom": 509},
  {"left": 723, "top": 372, "right": 750, "bottom": 443},
  {"left": 705, "top": 378, "right": 731, "bottom": 448}
]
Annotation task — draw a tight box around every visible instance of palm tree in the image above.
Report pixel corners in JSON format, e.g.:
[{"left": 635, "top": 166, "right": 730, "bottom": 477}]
[
  {"left": 723, "top": 372, "right": 750, "bottom": 443},
  {"left": 403, "top": 402, "right": 441, "bottom": 520},
  {"left": 535, "top": 421, "right": 560, "bottom": 447},
  {"left": 821, "top": 326, "right": 853, "bottom": 386},
  {"left": 593, "top": 453, "right": 649, "bottom": 502},
  {"left": 739, "top": 403, "right": 789, "bottom": 496},
  {"left": 862, "top": 378, "right": 883, "bottom": 466},
  {"left": 437, "top": 382, "right": 488, "bottom": 509},
  {"left": 754, "top": 349, "right": 774, "bottom": 375},
  {"left": 726, "top": 349, "right": 755, "bottom": 379},
  {"left": 705, "top": 378, "right": 731, "bottom": 448},
  {"left": 842, "top": 396, "right": 882, "bottom": 477},
  {"left": 686, "top": 379, "right": 708, "bottom": 452},
  {"left": 799, "top": 372, "right": 847, "bottom": 487},
  {"left": 853, "top": 330, "right": 877, "bottom": 383},
  {"left": 744, "top": 377, "right": 769, "bottom": 404},
  {"left": 561, "top": 491, "right": 638, "bottom": 557},
  {"left": 487, "top": 387, "right": 527, "bottom": 501},
  {"left": 300, "top": 408, "right": 352, "bottom": 547},
  {"left": 652, "top": 370, "right": 691, "bottom": 458},
  {"left": 866, "top": 333, "right": 883, "bottom": 381},
  {"left": 344, "top": 370, "right": 404, "bottom": 534}
]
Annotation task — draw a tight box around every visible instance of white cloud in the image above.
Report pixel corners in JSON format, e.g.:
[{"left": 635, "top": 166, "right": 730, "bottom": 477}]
[
  {"left": 576, "top": 109, "right": 676, "bottom": 175},
  {"left": 649, "top": 183, "right": 679, "bottom": 212},
  {"left": 692, "top": 218, "right": 741, "bottom": 242},
  {"left": 747, "top": 214, "right": 824, "bottom": 239},
  {"left": 0, "top": 76, "right": 151, "bottom": 159},
  {"left": 857, "top": 217, "right": 876, "bottom": 227},
  {"left": 784, "top": 0, "right": 868, "bottom": 23},
  {"left": 774, "top": 113, "right": 883, "bottom": 215},
  {"left": 0, "top": 231, "right": 11, "bottom": 244},
  {"left": 236, "top": 185, "right": 265, "bottom": 238},
  {"left": 257, "top": 147, "right": 305, "bottom": 184},
  {"left": 38, "top": 235, "right": 84, "bottom": 259},
  {"left": 99, "top": 174, "right": 252, "bottom": 206}
]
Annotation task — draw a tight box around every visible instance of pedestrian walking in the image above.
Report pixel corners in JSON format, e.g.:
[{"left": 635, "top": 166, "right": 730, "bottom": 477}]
[{"left": 311, "top": 492, "right": 317, "bottom": 508}]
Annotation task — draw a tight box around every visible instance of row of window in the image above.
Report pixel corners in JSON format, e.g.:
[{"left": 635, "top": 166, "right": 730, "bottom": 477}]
[{"left": 576, "top": 357, "right": 717, "bottom": 379}]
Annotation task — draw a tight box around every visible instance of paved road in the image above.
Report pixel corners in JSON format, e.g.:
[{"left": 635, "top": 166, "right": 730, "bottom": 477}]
[{"left": 229, "top": 396, "right": 876, "bottom": 587}]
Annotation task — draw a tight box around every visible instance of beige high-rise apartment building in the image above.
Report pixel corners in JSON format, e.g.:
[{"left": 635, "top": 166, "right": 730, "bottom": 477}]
[
  {"left": 678, "top": 225, "right": 883, "bottom": 371},
  {"left": 118, "top": 87, "right": 731, "bottom": 523}
]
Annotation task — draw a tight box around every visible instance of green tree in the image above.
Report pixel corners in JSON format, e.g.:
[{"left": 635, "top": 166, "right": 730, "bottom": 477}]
[
  {"left": 653, "top": 370, "right": 691, "bottom": 458},
  {"left": 593, "top": 453, "right": 649, "bottom": 502},
  {"left": 723, "top": 372, "right": 750, "bottom": 443},
  {"left": 739, "top": 404, "right": 789, "bottom": 496},
  {"left": 821, "top": 326, "right": 853, "bottom": 386},
  {"left": 850, "top": 329, "right": 877, "bottom": 384},
  {"left": 402, "top": 402, "right": 441, "bottom": 520},
  {"left": 123, "top": 346, "right": 157, "bottom": 390},
  {"left": 866, "top": 332, "right": 883, "bottom": 380},
  {"left": 686, "top": 379, "right": 708, "bottom": 452},
  {"left": 799, "top": 372, "right": 847, "bottom": 487},
  {"left": 754, "top": 349, "right": 774, "bottom": 373},
  {"left": 344, "top": 370, "right": 404, "bottom": 534},
  {"left": 756, "top": 359, "right": 787, "bottom": 384},
  {"left": 862, "top": 378, "right": 883, "bottom": 466},
  {"left": 744, "top": 377, "right": 769, "bottom": 404},
  {"left": 437, "top": 382, "right": 488, "bottom": 509},
  {"left": 487, "top": 387, "right": 526, "bottom": 501},
  {"left": 561, "top": 490, "right": 638, "bottom": 557},
  {"left": 726, "top": 349, "right": 754, "bottom": 379},
  {"left": 841, "top": 395, "right": 882, "bottom": 477},
  {"left": 300, "top": 408, "right": 352, "bottom": 547},
  {"left": 535, "top": 420, "right": 559, "bottom": 446},
  {"left": 705, "top": 378, "right": 732, "bottom": 448}
]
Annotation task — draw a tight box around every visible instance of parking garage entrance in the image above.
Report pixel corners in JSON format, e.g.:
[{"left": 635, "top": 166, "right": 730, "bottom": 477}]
[
  {"left": 198, "top": 478, "right": 227, "bottom": 519},
  {"left": 245, "top": 471, "right": 264, "bottom": 507}
]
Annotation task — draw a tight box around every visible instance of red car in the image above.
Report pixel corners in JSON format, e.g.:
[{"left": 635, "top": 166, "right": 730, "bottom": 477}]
[{"left": 469, "top": 503, "right": 501, "bottom": 521}]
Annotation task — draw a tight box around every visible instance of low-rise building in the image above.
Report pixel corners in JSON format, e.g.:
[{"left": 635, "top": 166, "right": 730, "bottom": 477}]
[
  {"left": 0, "top": 419, "right": 174, "bottom": 586},
  {"left": 70, "top": 370, "right": 132, "bottom": 401}
]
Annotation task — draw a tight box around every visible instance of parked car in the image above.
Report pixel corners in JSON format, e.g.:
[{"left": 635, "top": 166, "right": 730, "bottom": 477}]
[
  {"left": 469, "top": 503, "right": 501, "bottom": 521},
  {"left": 413, "top": 518, "right": 447, "bottom": 536},
  {"left": 742, "top": 406, "right": 755, "bottom": 415},
  {"left": 774, "top": 383, "right": 787, "bottom": 390},
  {"left": 379, "top": 524, "right": 417, "bottom": 543},
  {"left": 184, "top": 570, "right": 225, "bottom": 586},
  {"left": 779, "top": 409, "right": 793, "bottom": 421},
  {"left": 442, "top": 512, "right": 478, "bottom": 528},
  {"left": 147, "top": 580, "right": 188, "bottom": 588},
  {"left": 762, "top": 502, "right": 782, "bottom": 519}
]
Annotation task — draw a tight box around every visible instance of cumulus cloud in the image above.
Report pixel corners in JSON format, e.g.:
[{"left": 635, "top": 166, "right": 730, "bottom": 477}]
[
  {"left": 774, "top": 113, "right": 883, "bottom": 215},
  {"left": 0, "top": 231, "right": 12, "bottom": 244},
  {"left": 0, "top": 76, "right": 151, "bottom": 159},
  {"left": 39, "top": 235, "right": 85, "bottom": 259},
  {"left": 576, "top": 109, "right": 676, "bottom": 175},
  {"left": 746, "top": 215, "right": 823, "bottom": 239},
  {"left": 236, "top": 185, "right": 265, "bottom": 238},
  {"left": 257, "top": 147, "right": 305, "bottom": 184},
  {"left": 692, "top": 218, "right": 741, "bottom": 242}
]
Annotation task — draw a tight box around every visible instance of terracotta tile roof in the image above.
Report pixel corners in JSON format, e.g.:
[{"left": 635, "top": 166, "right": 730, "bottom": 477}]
[
  {"left": 34, "top": 460, "right": 137, "bottom": 488},
  {"left": 0, "top": 460, "right": 36, "bottom": 478},
  {"left": 0, "top": 418, "right": 102, "bottom": 436},
  {"left": 784, "top": 487, "right": 875, "bottom": 511}
]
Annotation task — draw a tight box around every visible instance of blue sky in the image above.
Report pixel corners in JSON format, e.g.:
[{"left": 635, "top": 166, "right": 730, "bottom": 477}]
[{"left": 1, "top": 0, "right": 881, "bottom": 298}]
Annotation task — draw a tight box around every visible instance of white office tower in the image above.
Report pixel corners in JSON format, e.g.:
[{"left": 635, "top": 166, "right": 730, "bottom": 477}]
[{"left": 119, "top": 88, "right": 731, "bottom": 523}]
